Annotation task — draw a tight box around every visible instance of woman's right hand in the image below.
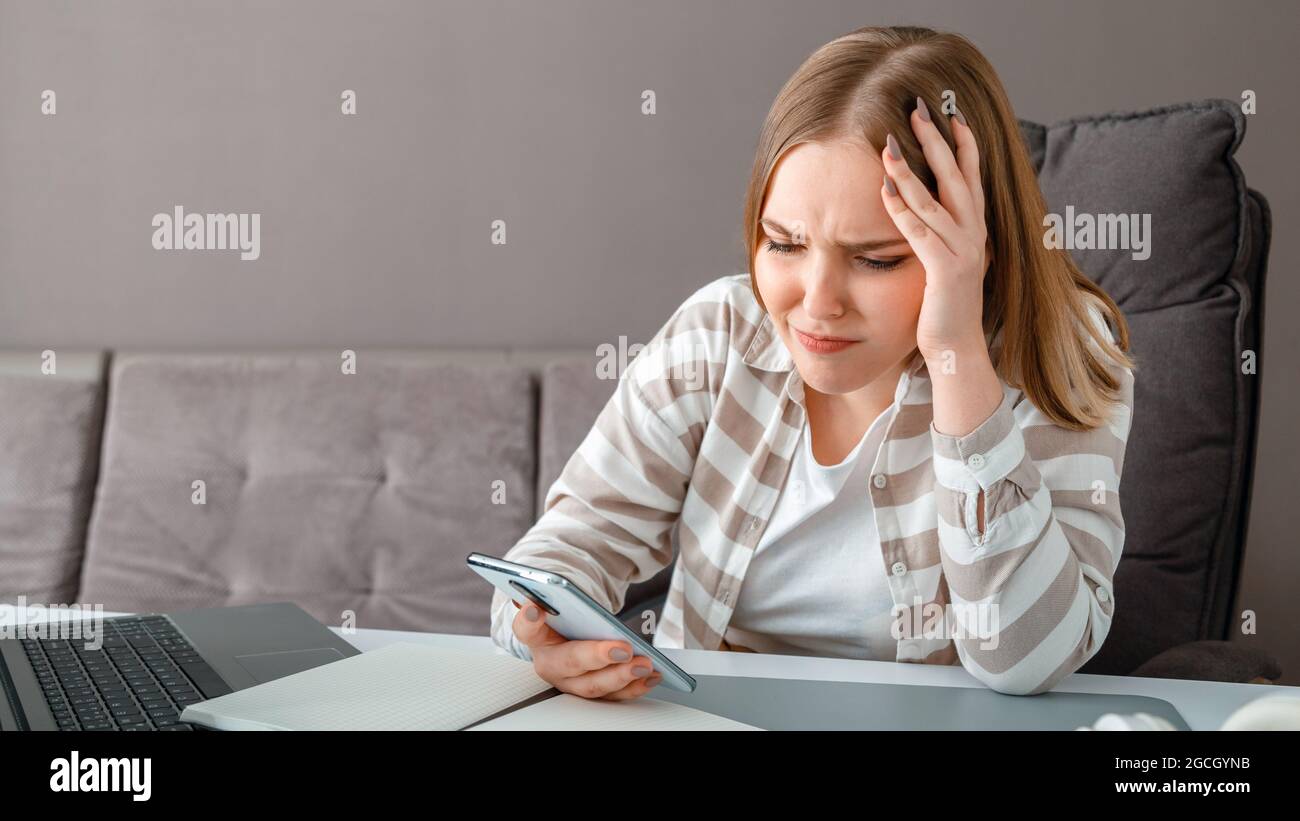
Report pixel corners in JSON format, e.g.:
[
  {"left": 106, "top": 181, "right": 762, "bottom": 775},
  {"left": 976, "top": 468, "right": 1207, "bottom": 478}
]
[{"left": 511, "top": 602, "right": 664, "bottom": 700}]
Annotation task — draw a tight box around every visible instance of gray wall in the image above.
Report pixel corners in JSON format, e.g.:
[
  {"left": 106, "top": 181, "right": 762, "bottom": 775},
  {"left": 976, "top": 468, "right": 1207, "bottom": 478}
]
[{"left": 2, "top": 0, "right": 1297, "bottom": 683}]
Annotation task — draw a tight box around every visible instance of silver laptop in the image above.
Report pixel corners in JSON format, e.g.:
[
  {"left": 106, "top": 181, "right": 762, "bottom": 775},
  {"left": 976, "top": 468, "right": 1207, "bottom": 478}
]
[
  {"left": 647, "top": 672, "right": 1191, "bottom": 730},
  {"left": 0, "top": 601, "right": 359, "bottom": 731}
]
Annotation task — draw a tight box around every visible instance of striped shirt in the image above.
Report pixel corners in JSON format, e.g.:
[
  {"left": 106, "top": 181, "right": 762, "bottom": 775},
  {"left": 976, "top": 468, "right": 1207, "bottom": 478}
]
[{"left": 490, "top": 273, "right": 1135, "bottom": 695}]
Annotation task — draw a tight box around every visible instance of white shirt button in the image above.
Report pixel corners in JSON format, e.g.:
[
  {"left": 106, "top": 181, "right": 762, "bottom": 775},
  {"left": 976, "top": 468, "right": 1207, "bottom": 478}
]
[
  {"left": 967, "top": 453, "right": 986, "bottom": 469},
  {"left": 891, "top": 561, "right": 907, "bottom": 577},
  {"left": 873, "top": 473, "right": 888, "bottom": 489},
  {"left": 1097, "top": 587, "right": 1110, "bottom": 603}
]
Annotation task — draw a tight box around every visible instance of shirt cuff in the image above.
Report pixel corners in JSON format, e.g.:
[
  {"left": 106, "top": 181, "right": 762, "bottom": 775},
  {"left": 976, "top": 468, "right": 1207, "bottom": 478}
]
[{"left": 929, "top": 390, "right": 1025, "bottom": 494}]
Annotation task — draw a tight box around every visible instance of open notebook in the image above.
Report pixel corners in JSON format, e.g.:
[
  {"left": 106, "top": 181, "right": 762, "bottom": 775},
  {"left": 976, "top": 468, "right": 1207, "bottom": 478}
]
[{"left": 179, "top": 642, "right": 761, "bottom": 731}]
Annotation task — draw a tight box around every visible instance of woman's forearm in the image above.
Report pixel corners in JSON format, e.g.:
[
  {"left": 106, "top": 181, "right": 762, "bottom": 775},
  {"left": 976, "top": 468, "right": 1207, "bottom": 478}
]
[{"left": 925, "top": 340, "right": 1006, "bottom": 533}]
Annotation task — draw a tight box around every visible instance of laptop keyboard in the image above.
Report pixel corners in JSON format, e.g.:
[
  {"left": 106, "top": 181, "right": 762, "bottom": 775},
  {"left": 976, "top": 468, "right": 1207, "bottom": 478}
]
[{"left": 19, "top": 614, "right": 232, "bottom": 731}]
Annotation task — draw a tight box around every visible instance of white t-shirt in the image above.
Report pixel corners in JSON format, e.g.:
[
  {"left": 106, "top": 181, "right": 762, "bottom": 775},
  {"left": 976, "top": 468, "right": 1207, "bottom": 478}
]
[{"left": 723, "top": 404, "right": 899, "bottom": 660}]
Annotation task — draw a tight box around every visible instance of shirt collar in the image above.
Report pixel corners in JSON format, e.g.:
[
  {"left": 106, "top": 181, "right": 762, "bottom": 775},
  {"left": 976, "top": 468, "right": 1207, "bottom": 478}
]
[{"left": 740, "top": 310, "right": 794, "bottom": 371}]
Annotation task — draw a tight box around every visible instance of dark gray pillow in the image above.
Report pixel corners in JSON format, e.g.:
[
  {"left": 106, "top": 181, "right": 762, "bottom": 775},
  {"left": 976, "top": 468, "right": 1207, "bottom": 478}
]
[{"left": 1020, "top": 100, "right": 1265, "bottom": 675}]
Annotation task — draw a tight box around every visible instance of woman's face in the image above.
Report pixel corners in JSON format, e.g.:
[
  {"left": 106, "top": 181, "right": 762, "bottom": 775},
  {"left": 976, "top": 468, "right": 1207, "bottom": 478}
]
[{"left": 754, "top": 138, "right": 927, "bottom": 397}]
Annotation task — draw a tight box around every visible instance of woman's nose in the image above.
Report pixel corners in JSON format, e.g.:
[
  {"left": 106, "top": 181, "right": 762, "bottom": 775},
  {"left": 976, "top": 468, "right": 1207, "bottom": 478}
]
[{"left": 802, "top": 268, "right": 845, "bottom": 318}]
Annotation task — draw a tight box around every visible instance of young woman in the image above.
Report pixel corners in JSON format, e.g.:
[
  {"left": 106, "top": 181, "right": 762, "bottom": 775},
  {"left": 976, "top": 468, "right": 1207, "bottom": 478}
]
[{"left": 490, "top": 25, "right": 1136, "bottom": 699}]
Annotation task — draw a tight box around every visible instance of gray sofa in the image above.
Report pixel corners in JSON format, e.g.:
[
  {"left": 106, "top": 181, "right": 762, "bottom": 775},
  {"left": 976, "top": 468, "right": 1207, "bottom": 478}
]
[{"left": 0, "top": 99, "right": 1278, "bottom": 684}]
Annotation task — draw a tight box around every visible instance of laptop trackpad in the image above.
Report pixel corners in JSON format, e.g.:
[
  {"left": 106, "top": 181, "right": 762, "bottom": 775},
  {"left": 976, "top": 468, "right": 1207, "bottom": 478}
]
[{"left": 234, "top": 648, "right": 347, "bottom": 683}]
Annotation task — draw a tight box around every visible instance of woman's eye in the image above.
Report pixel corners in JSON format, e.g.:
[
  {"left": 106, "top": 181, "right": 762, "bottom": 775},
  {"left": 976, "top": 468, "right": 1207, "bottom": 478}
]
[
  {"left": 859, "top": 257, "right": 903, "bottom": 271},
  {"left": 764, "top": 239, "right": 902, "bottom": 272}
]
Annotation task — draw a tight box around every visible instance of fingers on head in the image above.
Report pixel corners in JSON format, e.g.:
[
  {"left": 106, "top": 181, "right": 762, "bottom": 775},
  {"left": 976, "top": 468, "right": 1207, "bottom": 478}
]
[
  {"left": 911, "top": 108, "right": 964, "bottom": 181},
  {"left": 898, "top": 211, "right": 931, "bottom": 241},
  {"left": 893, "top": 117, "right": 976, "bottom": 224},
  {"left": 950, "top": 112, "right": 979, "bottom": 162},
  {"left": 948, "top": 115, "right": 984, "bottom": 208},
  {"left": 882, "top": 142, "right": 939, "bottom": 210}
]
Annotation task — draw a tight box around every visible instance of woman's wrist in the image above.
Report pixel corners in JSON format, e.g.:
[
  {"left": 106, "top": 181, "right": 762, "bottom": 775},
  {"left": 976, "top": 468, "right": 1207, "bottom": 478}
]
[
  {"left": 925, "top": 337, "right": 1004, "bottom": 439},
  {"left": 919, "top": 332, "right": 988, "bottom": 368}
]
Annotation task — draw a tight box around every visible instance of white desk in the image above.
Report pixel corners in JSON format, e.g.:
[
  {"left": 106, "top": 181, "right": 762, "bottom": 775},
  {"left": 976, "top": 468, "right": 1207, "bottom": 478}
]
[
  {"left": 13, "top": 609, "right": 1292, "bottom": 730},
  {"left": 331, "top": 625, "right": 1298, "bottom": 731}
]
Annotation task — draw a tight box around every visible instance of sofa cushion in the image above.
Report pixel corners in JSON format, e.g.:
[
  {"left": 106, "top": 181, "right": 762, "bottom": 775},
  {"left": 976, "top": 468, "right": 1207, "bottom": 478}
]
[
  {"left": 536, "top": 358, "right": 617, "bottom": 519},
  {"left": 0, "top": 352, "right": 106, "bottom": 606},
  {"left": 1024, "top": 100, "right": 1265, "bottom": 675},
  {"left": 79, "top": 353, "right": 538, "bottom": 636}
]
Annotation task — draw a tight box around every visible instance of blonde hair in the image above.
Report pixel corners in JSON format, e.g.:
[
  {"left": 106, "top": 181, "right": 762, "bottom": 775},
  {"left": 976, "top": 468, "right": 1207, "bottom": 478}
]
[{"left": 742, "top": 25, "right": 1136, "bottom": 430}]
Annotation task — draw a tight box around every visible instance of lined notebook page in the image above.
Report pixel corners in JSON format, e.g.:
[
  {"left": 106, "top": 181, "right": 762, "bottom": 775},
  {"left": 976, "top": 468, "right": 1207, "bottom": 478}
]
[
  {"left": 179, "top": 642, "right": 554, "bottom": 731},
  {"left": 467, "top": 692, "right": 764, "bottom": 731}
]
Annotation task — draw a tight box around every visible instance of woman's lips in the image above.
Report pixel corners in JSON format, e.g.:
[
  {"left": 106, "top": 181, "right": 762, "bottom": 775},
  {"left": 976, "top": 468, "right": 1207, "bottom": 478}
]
[{"left": 793, "top": 328, "right": 859, "bottom": 354}]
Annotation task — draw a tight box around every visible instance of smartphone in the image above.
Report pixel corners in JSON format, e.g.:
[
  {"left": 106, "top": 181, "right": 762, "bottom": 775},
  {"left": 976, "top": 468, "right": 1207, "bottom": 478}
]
[{"left": 466, "top": 552, "right": 696, "bottom": 693}]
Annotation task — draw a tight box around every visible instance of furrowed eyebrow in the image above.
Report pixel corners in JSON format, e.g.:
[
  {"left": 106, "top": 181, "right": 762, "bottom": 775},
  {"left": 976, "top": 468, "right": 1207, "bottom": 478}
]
[{"left": 760, "top": 218, "right": 908, "bottom": 254}]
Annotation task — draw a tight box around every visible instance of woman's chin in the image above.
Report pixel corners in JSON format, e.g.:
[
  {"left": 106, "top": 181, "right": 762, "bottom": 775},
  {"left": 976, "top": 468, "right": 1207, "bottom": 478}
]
[{"left": 796, "top": 362, "right": 876, "bottom": 396}]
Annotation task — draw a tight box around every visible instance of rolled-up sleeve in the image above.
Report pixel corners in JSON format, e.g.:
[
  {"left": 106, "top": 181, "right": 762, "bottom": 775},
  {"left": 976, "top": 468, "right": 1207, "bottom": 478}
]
[{"left": 929, "top": 333, "right": 1135, "bottom": 695}]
